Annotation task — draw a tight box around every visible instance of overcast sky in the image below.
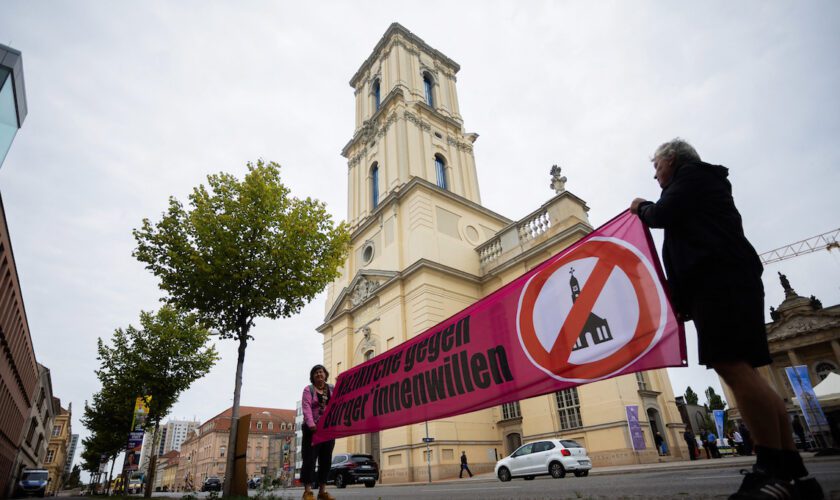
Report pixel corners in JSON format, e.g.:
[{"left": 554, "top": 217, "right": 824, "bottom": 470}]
[{"left": 1, "top": 1, "right": 839, "bottom": 472}]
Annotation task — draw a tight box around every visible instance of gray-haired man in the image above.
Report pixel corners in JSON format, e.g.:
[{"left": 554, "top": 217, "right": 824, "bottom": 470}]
[{"left": 630, "top": 138, "right": 822, "bottom": 500}]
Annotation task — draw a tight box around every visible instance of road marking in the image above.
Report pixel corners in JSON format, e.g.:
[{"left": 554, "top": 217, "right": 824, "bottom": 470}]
[{"left": 419, "top": 486, "right": 519, "bottom": 492}]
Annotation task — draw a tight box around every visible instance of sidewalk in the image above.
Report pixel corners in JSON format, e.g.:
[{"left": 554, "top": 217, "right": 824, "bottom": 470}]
[{"left": 382, "top": 451, "right": 839, "bottom": 487}]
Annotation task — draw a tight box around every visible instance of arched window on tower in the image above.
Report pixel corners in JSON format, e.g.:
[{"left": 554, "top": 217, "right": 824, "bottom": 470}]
[
  {"left": 434, "top": 155, "right": 447, "bottom": 190},
  {"left": 423, "top": 73, "right": 434, "bottom": 108},
  {"left": 373, "top": 79, "right": 381, "bottom": 112},
  {"left": 371, "top": 162, "right": 380, "bottom": 209}
]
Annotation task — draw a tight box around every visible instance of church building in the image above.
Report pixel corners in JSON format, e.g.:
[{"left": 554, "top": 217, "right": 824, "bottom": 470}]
[{"left": 316, "top": 23, "right": 689, "bottom": 482}]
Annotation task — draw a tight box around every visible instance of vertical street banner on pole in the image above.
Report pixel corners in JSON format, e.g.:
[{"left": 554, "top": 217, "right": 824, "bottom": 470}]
[
  {"left": 124, "top": 396, "right": 151, "bottom": 472},
  {"left": 713, "top": 410, "right": 725, "bottom": 446},
  {"left": 785, "top": 366, "right": 829, "bottom": 432},
  {"left": 626, "top": 405, "right": 646, "bottom": 450},
  {"left": 314, "top": 211, "right": 686, "bottom": 444}
]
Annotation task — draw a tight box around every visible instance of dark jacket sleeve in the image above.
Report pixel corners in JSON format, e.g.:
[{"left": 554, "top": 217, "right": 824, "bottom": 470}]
[{"left": 638, "top": 165, "right": 705, "bottom": 229}]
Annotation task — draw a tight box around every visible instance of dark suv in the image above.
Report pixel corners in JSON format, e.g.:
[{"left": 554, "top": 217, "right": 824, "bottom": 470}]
[
  {"left": 327, "top": 454, "right": 379, "bottom": 488},
  {"left": 201, "top": 477, "right": 222, "bottom": 492}
]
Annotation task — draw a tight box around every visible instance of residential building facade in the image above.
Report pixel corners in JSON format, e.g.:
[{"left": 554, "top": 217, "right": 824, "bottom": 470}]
[
  {"left": 43, "top": 400, "right": 71, "bottom": 495},
  {"left": 176, "top": 407, "right": 295, "bottom": 487},
  {"left": 8, "top": 364, "right": 58, "bottom": 495},
  {"left": 317, "top": 23, "right": 689, "bottom": 482},
  {"left": 140, "top": 419, "right": 200, "bottom": 474},
  {"left": 0, "top": 42, "right": 36, "bottom": 498}
]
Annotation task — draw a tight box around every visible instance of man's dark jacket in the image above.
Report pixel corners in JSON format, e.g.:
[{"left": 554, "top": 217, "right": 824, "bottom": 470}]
[{"left": 637, "top": 160, "right": 762, "bottom": 315}]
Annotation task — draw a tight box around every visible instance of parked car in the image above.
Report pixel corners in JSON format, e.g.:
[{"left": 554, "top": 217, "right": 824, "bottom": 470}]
[
  {"left": 15, "top": 469, "right": 50, "bottom": 497},
  {"left": 247, "top": 477, "right": 262, "bottom": 489},
  {"left": 201, "top": 476, "right": 222, "bottom": 492},
  {"left": 495, "top": 439, "right": 592, "bottom": 481},
  {"left": 327, "top": 454, "right": 379, "bottom": 488}
]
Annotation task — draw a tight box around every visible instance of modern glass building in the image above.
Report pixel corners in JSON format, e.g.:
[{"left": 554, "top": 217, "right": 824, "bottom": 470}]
[{"left": 0, "top": 43, "right": 27, "bottom": 166}]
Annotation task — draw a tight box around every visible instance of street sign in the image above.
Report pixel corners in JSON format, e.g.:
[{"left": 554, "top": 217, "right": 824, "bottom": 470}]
[{"left": 422, "top": 437, "right": 435, "bottom": 443}]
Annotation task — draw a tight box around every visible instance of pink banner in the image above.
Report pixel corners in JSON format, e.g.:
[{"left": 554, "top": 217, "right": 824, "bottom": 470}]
[{"left": 313, "top": 210, "right": 686, "bottom": 444}]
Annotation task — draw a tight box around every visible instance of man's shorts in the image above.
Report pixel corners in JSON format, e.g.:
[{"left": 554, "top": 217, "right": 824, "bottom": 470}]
[{"left": 688, "top": 279, "right": 772, "bottom": 368}]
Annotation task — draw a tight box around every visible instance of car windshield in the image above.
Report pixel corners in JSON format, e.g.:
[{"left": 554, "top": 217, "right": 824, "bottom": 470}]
[
  {"left": 22, "top": 472, "right": 48, "bottom": 481},
  {"left": 560, "top": 440, "right": 582, "bottom": 448},
  {"left": 351, "top": 455, "right": 374, "bottom": 463}
]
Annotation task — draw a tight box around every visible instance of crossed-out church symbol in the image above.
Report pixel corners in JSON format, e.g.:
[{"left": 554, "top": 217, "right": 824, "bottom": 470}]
[{"left": 568, "top": 268, "right": 614, "bottom": 350}]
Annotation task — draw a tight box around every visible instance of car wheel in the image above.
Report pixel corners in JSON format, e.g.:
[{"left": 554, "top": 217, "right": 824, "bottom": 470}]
[
  {"left": 549, "top": 461, "right": 566, "bottom": 479},
  {"left": 524, "top": 475, "right": 535, "bottom": 480},
  {"left": 574, "top": 470, "right": 589, "bottom": 477},
  {"left": 364, "top": 481, "right": 376, "bottom": 488},
  {"left": 334, "top": 473, "right": 346, "bottom": 489},
  {"left": 497, "top": 467, "right": 511, "bottom": 482}
]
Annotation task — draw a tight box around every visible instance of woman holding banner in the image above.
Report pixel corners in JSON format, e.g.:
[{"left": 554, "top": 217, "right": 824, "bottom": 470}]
[{"left": 301, "top": 364, "right": 336, "bottom": 500}]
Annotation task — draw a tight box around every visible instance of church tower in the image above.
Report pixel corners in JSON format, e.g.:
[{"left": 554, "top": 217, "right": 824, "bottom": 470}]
[
  {"left": 342, "top": 23, "right": 482, "bottom": 228},
  {"left": 319, "top": 23, "right": 510, "bottom": 482}
]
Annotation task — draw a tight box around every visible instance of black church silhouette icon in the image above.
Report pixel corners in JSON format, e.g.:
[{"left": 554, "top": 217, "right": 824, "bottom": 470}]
[{"left": 568, "top": 268, "right": 614, "bottom": 351}]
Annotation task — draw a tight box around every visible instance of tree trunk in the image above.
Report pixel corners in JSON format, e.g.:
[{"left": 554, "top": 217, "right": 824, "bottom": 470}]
[
  {"left": 222, "top": 331, "right": 249, "bottom": 497},
  {"left": 144, "top": 422, "right": 160, "bottom": 498},
  {"left": 106, "top": 456, "right": 116, "bottom": 495}
]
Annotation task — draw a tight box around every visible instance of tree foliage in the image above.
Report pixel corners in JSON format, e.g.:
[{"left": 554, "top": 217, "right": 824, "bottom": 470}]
[
  {"left": 82, "top": 306, "right": 218, "bottom": 494},
  {"left": 684, "top": 386, "right": 699, "bottom": 405},
  {"left": 132, "top": 160, "right": 349, "bottom": 494},
  {"left": 705, "top": 386, "right": 727, "bottom": 411},
  {"left": 95, "top": 306, "right": 219, "bottom": 424},
  {"left": 132, "top": 160, "right": 350, "bottom": 340}
]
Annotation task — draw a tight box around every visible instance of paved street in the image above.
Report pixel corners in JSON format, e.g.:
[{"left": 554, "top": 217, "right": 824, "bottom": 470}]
[{"left": 60, "top": 455, "right": 837, "bottom": 500}]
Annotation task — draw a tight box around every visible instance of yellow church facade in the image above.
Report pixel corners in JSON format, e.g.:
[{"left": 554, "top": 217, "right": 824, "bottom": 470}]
[{"left": 316, "top": 23, "right": 689, "bottom": 482}]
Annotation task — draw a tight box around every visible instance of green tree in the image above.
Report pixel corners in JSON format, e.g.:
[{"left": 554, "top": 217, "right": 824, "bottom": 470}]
[
  {"left": 94, "top": 306, "right": 218, "bottom": 497},
  {"left": 64, "top": 465, "right": 81, "bottom": 489},
  {"left": 132, "top": 160, "right": 350, "bottom": 495},
  {"left": 705, "top": 386, "right": 727, "bottom": 411},
  {"left": 684, "top": 386, "right": 699, "bottom": 405}
]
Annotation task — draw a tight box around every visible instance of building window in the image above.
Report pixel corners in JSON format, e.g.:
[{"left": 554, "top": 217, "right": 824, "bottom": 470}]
[
  {"left": 220, "top": 446, "right": 225, "bottom": 457},
  {"left": 636, "top": 372, "right": 649, "bottom": 391},
  {"left": 365, "top": 350, "right": 375, "bottom": 362},
  {"left": 37, "top": 389, "right": 45, "bottom": 411},
  {"left": 501, "top": 402, "right": 521, "bottom": 420},
  {"left": 256, "top": 421, "right": 262, "bottom": 430},
  {"left": 423, "top": 73, "right": 434, "bottom": 107},
  {"left": 268, "top": 421, "right": 273, "bottom": 431},
  {"left": 555, "top": 388, "right": 583, "bottom": 430},
  {"left": 255, "top": 447, "right": 262, "bottom": 458},
  {"left": 373, "top": 79, "right": 381, "bottom": 112},
  {"left": 26, "top": 419, "right": 37, "bottom": 445},
  {"left": 815, "top": 362, "right": 837, "bottom": 381},
  {"left": 371, "top": 163, "right": 379, "bottom": 209},
  {"left": 434, "top": 155, "right": 447, "bottom": 190},
  {"left": 52, "top": 425, "right": 62, "bottom": 437},
  {"left": 45, "top": 449, "right": 55, "bottom": 463}
]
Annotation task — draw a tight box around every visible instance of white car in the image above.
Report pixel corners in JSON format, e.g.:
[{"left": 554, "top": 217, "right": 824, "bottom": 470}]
[{"left": 495, "top": 439, "right": 592, "bottom": 481}]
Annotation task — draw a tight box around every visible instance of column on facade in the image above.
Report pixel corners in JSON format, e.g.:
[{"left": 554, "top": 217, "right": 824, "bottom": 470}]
[
  {"left": 787, "top": 349, "right": 802, "bottom": 368},
  {"left": 831, "top": 340, "right": 840, "bottom": 366}
]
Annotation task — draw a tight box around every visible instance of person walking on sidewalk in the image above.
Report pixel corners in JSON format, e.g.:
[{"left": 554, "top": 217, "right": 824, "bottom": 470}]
[
  {"left": 684, "top": 429, "right": 698, "bottom": 460},
  {"left": 631, "top": 138, "right": 823, "bottom": 499},
  {"left": 301, "top": 364, "right": 337, "bottom": 500},
  {"left": 459, "top": 451, "right": 473, "bottom": 478},
  {"left": 706, "top": 430, "right": 721, "bottom": 459}
]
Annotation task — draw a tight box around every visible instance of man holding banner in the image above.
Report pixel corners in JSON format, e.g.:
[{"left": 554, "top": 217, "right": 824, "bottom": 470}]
[{"left": 631, "top": 138, "right": 822, "bottom": 500}]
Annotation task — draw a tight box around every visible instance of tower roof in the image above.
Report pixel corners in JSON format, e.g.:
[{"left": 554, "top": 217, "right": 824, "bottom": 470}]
[{"left": 349, "top": 22, "right": 460, "bottom": 88}]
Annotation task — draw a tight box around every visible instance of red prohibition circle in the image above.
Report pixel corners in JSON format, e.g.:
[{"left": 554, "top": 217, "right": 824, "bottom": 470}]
[{"left": 518, "top": 239, "right": 663, "bottom": 380}]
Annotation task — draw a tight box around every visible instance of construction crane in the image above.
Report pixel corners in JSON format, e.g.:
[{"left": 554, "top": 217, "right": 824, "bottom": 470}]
[{"left": 759, "top": 228, "right": 840, "bottom": 265}]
